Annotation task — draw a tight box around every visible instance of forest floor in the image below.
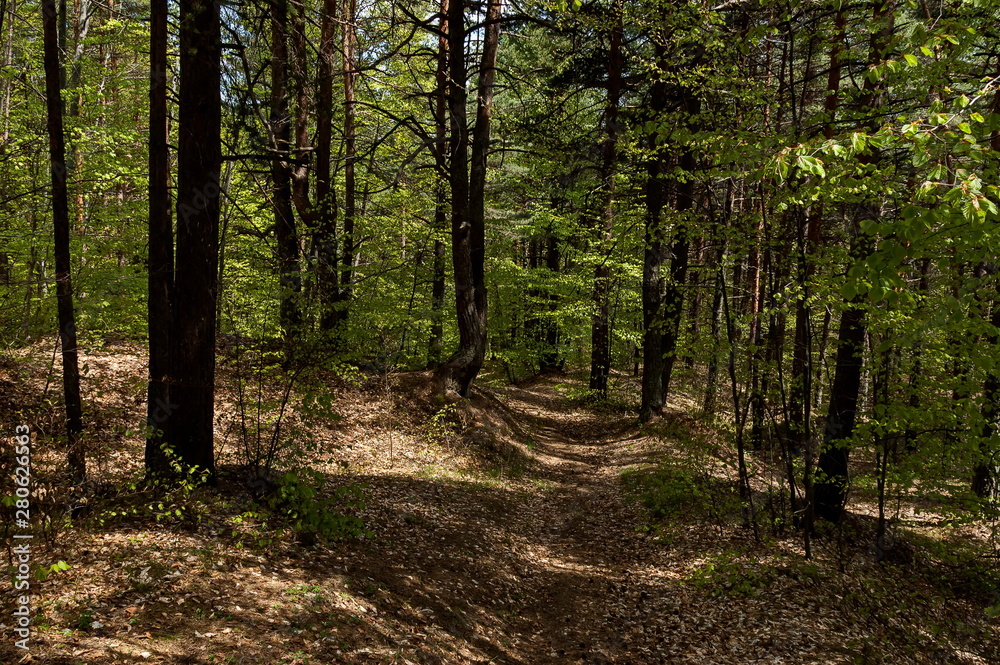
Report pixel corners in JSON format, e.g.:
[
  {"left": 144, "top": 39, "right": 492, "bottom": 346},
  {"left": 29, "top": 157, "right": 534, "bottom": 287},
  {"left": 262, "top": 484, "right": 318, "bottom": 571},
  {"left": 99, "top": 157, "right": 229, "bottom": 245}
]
[{"left": 2, "top": 343, "right": 1000, "bottom": 664}]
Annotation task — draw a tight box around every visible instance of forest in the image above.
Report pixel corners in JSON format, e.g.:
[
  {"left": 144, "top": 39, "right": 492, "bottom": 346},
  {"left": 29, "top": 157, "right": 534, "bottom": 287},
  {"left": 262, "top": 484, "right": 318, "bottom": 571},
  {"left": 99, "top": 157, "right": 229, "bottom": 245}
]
[{"left": 2, "top": 0, "right": 1000, "bottom": 662}]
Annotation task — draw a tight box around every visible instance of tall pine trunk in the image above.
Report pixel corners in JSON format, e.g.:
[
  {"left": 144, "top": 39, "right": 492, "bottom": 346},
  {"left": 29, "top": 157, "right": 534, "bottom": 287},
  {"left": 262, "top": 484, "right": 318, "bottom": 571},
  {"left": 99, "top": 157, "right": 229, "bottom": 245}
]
[
  {"left": 42, "top": 0, "right": 85, "bottom": 479},
  {"left": 661, "top": 96, "right": 700, "bottom": 397},
  {"left": 315, "top": 0, "right": 340, "bottom": 334},
  {"left": 145, "top": 0, "right": 171, "bottom": 475},
  {"left": 588, "top": 1, "right": 622, "bottom": 399},
  {"left": 639, "top": 42, "right": 667, "bottom": 422},
  {"left": 270, "top": 0, "right": 302, "bottom": 350},
  {"left": 814, "top": 1, "right": 894, "bottom": 523},
  {"left": 790, "top": 6, "right": 842, "bottom": 446},
  {"left": 168, "top": 0, "right": 221, "bottom": 477},
  {"left": 339, "top": 0, "right": 357, "bottom": 315},
  {"left": 970, "top": 67, "right": 1000, "bottom": 499},
  {"left": 434, "top": 0, "right": 500, "bottom": 397},
  {"left": 427, "top": 0, "right": 449, "bottom": 368}
]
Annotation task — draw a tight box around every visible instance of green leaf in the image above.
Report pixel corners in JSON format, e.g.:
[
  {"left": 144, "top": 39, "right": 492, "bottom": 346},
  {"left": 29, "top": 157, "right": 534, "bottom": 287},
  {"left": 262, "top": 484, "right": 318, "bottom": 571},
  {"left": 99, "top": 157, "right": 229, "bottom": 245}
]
[
  {"left": 903, "top": 53, "right": 918, "bottom": 67},
  {"left": 796, "top": 155, "right": 826, "bottom": 177}
]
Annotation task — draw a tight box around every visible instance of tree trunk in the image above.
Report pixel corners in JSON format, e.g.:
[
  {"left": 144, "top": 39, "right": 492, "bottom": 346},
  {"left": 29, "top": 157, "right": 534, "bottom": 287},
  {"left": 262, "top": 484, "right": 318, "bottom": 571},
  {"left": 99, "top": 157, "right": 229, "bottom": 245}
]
[
  {"left": 427, "top": 0, "right": 449, "bottom": 369},
  {"left": 814, "top": 0, "right": 894, "bottom": 523},
  {"left": 972, "top": 303, "right": 1000, "bottom": 500},
  {"left": 661, "top": 95, "right": 700, "bottom": 397},
  {"left": 43, "top": 0, "right": 85, "bottom": 479},
  {"left": 168, "top": 0, "right": 221, "bottom": 477},
  {"left": 270, "top": 0, "right": 302, "bottom": 349},
  {"left": 315, "top": 0, "right": 340, "bottom": 334},
  {"left": 434, "top": 0, "right": 500, "bottom": 397},
  {"left": 790, "top": 7, "right": 842, "bottom": 444},
  {"left": 972, "top": 89, "right": 1000, "bottom": 498},
  {"left": 145, "top": 0, "right": 171, "bottom": 475},
  {"left": 588, "top": 1, "right": 622, "bottom": 399},
  {"left": 640, "top": 42, "right": 667, "bottom": 422},
  {"left": 339, "top": 0, "right": 357, "bottom": 314}
]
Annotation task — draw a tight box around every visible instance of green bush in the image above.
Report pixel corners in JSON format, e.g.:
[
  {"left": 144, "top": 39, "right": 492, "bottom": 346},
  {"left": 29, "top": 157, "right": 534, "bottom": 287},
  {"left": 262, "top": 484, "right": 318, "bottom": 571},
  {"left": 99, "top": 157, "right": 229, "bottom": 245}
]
[
  {"left": 622, "top": 465, "right": 705, "bottom": 520},
  {"left": 267, "top": 469, "right": 369, "bottom": 545}
]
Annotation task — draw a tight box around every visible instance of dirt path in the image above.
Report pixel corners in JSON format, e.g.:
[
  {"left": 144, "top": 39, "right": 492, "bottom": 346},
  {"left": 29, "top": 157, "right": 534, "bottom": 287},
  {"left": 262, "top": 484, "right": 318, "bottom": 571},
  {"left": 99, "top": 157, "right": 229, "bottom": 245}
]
[
  {"left": 498, "top": 382, "right": 661, "bottom": 664},
  {"left": 15, "top": 362, "right": 996, "bottom": 665},
  {"left": 340, "top": 377, "right": 694, "bottom": 665}
]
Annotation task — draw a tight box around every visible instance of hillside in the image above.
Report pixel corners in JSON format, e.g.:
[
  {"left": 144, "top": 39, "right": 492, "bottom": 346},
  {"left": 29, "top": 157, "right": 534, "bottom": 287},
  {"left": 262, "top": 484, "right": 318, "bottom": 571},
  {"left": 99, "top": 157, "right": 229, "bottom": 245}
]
[{"left": 2, "top": 344, "right": 999, "bottom": 664}]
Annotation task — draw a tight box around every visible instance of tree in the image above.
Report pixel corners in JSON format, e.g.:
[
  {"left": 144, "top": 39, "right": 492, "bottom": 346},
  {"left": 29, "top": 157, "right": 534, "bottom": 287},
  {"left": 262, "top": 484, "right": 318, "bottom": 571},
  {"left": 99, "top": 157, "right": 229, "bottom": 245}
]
[
  {"left": 146, "top": 0, "right": 172, "bottom": 475},
  {"left": 814, "top": 0, "right": 896, "bottom": 524},
  {"left": 270, "top": 0, "right": 303, "bottom": 350},
  {"left": 166, "top": 0, "right": 222, "bottom": 477},
  {"left": 42, "top": 0, "right": 85, "bottom": 479},
  {"left": 428, "top": 0, "right": 450, "bottom": 369},
  {"left": 587, "top": 0, "right": 622, "bottom": 400},
  {"left": 434, "top": 0, "right": 502, "bottom": 397}
]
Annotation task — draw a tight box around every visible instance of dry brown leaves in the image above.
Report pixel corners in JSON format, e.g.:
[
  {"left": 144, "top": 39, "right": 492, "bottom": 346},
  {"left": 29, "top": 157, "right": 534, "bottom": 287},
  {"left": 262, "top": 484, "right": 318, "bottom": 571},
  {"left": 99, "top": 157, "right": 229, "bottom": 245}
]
[{"left": 0, "top": 347, "right": 998, "bottom": 664}]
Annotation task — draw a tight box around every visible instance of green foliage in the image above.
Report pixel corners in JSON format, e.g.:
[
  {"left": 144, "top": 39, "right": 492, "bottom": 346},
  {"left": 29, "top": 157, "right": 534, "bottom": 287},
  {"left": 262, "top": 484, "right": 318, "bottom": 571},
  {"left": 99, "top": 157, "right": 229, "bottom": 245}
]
[
  {"left": 685, "top": 550, "right": 777, "bottom": 599},
  {"left": 427, "top": 403, "right": 458, "bottom": 444},
  {"left": 96, "top": 444, "right": 210, "bottom": 527},
  {"left": 265, "top": 469, "right": 369, "bottom": 546},
  {"left": 622, "top": 464, "right": 705, "bottom": 520},
  {"left": 34, "top": 560, "right": 71, "bottom": 582}
]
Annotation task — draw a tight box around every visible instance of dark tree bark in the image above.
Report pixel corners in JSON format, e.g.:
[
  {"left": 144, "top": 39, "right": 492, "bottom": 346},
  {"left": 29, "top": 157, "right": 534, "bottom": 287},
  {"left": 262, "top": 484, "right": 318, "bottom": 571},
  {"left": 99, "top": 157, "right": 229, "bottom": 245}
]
[
  {"left": 702, "top": 180, "right": 733, "bottom": 415},
  {"left": 973, "top": 302, "right": 1000, "bottom": 501},
  {"left": 434, "top": 0, "right": 500, "bottom": 397},
  {"left": 790, "top": 7, "right": 842, "bottom": 445},
  {"left": 168, "top": 0, "right": 221, "bottom": 476},
  {"left": 289, "top": 0, "right": 313, "bottom": 228},
  {"left": 813, "top": 266, "right": 867, "bottom": 524},
  {"left": 972, "top": 84, "right": 1000, "bottom": 498},
  {"left": 588, "top": 1, "right": 622, "bottom": 399},
  {"left": 639, "top": 41, "right": 668, "bottom": 422},
  {"left": 145, "top": 0, "right": 172, "bottom": 475},
  {"left": 339, "top": 0, "right": 357, "bottom": 312},
  {"left": 43, "top": 0, "right": 85, "bottom": 479},
  {"left": 814, "top": 1, "right": 895, "bottom": 523},
  {"left": 661, "top": 95, "right": 700, "bottom": 398},
  {"left": 270, "top": 0, "right": 302, "bottom": 348},
  {"left": 315, "top": 0, "right": 340, "bottom": 334},
  {"left": 427, "top": 0, "right": 449, "bottom": 369}
]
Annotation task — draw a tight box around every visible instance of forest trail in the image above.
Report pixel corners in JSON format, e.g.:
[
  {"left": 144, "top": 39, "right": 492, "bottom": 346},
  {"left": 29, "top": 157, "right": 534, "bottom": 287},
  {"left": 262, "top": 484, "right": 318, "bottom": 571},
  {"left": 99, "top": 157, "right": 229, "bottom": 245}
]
[
  {"left": 344, "top": 376, "right": 726, "bottom": 665},
  {"left": 496, "top": 381, "right": 660, "bottom": 664},
  {"left": 7, "top": 356, "right": 998, "bottom": 665},
  {"left": 347, "top": 375, "right": 997, "bottom": 665}
]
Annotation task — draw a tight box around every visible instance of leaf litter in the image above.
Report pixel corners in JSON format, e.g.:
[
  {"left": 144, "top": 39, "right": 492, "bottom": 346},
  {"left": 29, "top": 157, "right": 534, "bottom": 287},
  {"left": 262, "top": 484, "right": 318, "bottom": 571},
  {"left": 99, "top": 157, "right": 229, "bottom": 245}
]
[{"left": 0, "top": 344, "right": 998, "bottom": 664}]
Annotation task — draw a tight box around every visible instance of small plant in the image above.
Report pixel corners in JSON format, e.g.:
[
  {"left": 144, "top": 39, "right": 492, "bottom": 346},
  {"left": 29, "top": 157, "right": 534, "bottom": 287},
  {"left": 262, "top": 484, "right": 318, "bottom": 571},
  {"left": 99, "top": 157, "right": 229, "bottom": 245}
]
[
  {"left": 75, "top": 607, "right": 94, "bottom": 631},
  {"left": 686, "top": 550, "right": 775, "bottom": 598},
  {"left": 266, "top": 469, "right": 369, "bottom": 545},
  {"left": 145, "top": 443, "right": 211, "bottom": 524},
  {"left": 33, "top": 560, "right": 70, "bottom": 581},
  {"left": 622, "top": 465, "right": 705, "bottom": 520},
  {"left": 554, "top": 382, "right": 602, "bottom": 404},
  {"left": 427, "top": 403, "right": 458, "bottom": 444}
]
